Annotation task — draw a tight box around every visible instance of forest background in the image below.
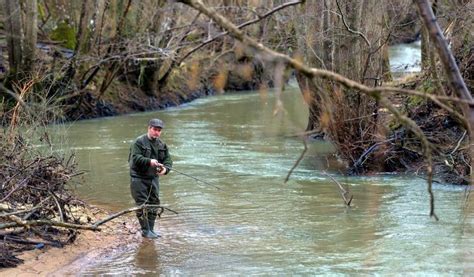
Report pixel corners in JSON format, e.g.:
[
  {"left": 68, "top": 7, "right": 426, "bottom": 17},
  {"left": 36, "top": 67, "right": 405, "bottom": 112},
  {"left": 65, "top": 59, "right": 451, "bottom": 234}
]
[{"left": 0, "top": 0, "right": 472, "bottom": 268}]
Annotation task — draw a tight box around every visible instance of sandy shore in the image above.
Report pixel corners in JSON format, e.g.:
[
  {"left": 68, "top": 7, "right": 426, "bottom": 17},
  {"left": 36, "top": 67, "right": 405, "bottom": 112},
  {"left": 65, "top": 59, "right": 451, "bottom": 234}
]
[{"left": 1, "top": 208, "right": 142, "bottom": 276}]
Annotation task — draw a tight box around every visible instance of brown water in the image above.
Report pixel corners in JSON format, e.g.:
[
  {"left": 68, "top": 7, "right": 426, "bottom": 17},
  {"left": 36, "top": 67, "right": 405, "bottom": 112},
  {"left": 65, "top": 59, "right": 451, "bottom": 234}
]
[{"left": 61, "top": 86, "right": 474, "bottom": 275}]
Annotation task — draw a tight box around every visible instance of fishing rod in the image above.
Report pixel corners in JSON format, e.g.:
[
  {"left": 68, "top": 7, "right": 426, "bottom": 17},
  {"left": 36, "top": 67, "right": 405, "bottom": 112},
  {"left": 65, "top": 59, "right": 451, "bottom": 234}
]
[{"left": 162, "top": 165, "right": 223, "bottom": 191}]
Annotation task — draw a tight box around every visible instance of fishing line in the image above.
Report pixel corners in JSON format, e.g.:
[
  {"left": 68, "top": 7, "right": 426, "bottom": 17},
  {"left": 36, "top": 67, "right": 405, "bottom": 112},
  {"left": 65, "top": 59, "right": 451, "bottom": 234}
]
[
  {"left": 163, "top": 165, "right": 264, "bottom": 209},
  {"left": 163, "top": 165, "right": 223, "bottom": 191}
]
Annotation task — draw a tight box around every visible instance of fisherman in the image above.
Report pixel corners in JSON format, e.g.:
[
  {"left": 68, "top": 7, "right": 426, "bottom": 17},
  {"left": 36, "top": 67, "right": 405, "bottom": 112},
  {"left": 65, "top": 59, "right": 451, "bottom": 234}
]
[{"left": 129, "top": 118, "right": 173, "bottom": 238}]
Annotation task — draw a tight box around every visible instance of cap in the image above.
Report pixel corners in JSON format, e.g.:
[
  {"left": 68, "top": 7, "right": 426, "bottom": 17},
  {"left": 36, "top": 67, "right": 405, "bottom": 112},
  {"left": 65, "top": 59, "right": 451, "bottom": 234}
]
[{"left": 148, "top": 118, "right": 164, "bottom": 128}]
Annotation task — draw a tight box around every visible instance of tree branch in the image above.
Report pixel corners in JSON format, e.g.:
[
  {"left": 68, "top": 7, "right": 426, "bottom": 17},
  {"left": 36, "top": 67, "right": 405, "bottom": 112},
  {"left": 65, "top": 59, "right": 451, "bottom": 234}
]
[
  {"left": 284, "top": 138, "right": 308, "bottom": 183},
  {"left": 414, "top": 0, "right": 471, "bottom": 103},
  {"left": 92, "top": 204, "right": 178, "bottom": 228},
  {"left": 0, "top": 204, "right": 179, "bottom": 231},
  {"left": 322, "top": 171, "right": 353, "bottom": 206},
  {"left": 335, "top": 0, "right": 370, "bottom": 47},
  {"left": 176, "top": 0, "right": 304, "bottom": 66},
  {"left": 0, "top": 217, "right": 100, "bottom": 231},
  {"left": 177, "top": 1, "right": 472, "bottom": 107}
]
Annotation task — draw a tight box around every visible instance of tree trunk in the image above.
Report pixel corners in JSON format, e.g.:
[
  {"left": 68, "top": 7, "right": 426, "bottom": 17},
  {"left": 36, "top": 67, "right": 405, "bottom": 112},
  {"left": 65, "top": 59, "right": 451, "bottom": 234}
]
[
  {"left": 22, "top": 0, "right": 37, "bottom": 73},
  {"left": 98, "top": 0, "right": 132, "bottom": 96},
  {"left": 414, "top": 0, "right": 473, "bottom": 184},
  {"left": 3, "top": 0, "right": 23, "bottom": 76},
  {"left": 420, "top": 24, "right": 430, "bottom": 71}
]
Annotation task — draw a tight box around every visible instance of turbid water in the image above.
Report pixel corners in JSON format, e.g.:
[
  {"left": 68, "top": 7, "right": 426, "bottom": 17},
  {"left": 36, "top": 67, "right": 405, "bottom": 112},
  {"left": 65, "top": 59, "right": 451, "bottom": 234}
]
[{"left": 57, "top": 42, "right": 474, "bottom": 275}]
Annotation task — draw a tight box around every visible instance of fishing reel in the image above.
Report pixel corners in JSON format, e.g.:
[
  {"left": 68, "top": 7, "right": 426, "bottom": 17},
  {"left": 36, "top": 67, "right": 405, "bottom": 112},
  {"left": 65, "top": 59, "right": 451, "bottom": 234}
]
[{"left": 156, "top": 165, "right": 166, "bottom": 175}]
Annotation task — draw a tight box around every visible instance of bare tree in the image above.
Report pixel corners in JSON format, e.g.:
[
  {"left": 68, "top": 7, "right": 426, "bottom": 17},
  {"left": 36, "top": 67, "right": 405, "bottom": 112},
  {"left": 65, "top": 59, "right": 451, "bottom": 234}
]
[
  {"left": 23, "top": 0, "right": 37, "bottom": 72},
  {"left": 3, "top": 0, "right": 23, "bottom": 76},
  {"left": 292, "top": 0, "right": 389, "bottom": 172},
  {"left": 2, "top": 0, "right": 37, "bottom": 78}
]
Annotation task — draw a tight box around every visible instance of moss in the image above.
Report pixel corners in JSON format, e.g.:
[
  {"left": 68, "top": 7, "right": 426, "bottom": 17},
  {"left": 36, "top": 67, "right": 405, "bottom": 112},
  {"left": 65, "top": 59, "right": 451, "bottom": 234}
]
[
  {"left": 50, "top": 21, "right": 76, "bottom": 50},
  {"left": 420, "top": 79, "right": 436, "bottom": 94},
  {"left": 138, "top": 62, "right": 146, "bottom": 87},
  {"left": 38, "top": 3, "right": 47, "bottom": 22},
  {"left": 406, "top": 95, "right": 425, "bottom": 109},
  {"left": 402, "top": 77, "right": 435, "bottom": 109},
  {"left": 185, "top": 31, "right": 201, "bottom": 42}
]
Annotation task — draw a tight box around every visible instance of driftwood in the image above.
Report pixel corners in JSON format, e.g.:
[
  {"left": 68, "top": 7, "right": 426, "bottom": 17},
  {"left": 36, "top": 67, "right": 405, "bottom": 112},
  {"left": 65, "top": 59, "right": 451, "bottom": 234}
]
[
  {"left": 284, "top": 138, "right": 308, "bottom": 184},
  {"left": 0, "top": 234, "right": 62, "bottom": 247},
  {"left": 322, "top": 171, "right": 353, "bottom": 206},
  {"left": 0, "top": 204, "right": 178, "bottom": 231},
  {"left": 92, "top": 204, "right": 178, "bottom": 228},
  {"left": 285, "top": 137, "right": 353, "bottom": 206}
]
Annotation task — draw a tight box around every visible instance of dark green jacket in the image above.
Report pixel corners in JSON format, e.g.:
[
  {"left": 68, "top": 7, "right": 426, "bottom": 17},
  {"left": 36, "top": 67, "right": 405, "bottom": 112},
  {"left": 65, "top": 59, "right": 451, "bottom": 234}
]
[{"left": 129, "top": 134, "right": 173, "bottom": 179}]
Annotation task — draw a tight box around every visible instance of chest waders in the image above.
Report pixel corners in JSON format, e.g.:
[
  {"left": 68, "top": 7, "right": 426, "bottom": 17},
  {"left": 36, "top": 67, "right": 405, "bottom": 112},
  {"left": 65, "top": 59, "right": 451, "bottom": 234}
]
[
  {"left": 129, "top": 134, "right": 172, "bottom": 239},
  {"left": 130, "top": 177, "right": 161, "bottom": 238}
]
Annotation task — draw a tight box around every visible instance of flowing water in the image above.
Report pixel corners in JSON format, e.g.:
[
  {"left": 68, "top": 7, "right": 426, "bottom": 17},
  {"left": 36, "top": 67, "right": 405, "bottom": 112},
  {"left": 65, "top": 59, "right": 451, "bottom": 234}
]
[
  {"left": 58, "top": 44, "right": 474, "bottom": 275},
  {"left": 389, "top": 40, "right": 422, "bottom": 74}
]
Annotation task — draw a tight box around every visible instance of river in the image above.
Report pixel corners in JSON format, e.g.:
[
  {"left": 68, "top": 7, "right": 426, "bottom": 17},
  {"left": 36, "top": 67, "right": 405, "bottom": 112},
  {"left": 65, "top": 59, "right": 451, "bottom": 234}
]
[{"left": 58, "top": 43, "right": 474, "bottom": 275}]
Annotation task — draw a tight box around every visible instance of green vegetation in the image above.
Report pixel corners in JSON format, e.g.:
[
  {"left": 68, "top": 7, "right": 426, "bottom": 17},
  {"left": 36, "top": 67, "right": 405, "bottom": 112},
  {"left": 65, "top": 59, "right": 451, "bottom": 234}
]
[{"left": 50, "top": 21, "right": 76, "bottom": 50}]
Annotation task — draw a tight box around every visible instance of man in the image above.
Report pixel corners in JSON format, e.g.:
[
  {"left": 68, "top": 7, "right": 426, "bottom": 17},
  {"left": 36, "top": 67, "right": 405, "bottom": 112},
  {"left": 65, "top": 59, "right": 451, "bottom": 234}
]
[{"left": 129, "top": 118, "right": 173, "bottom": 238}]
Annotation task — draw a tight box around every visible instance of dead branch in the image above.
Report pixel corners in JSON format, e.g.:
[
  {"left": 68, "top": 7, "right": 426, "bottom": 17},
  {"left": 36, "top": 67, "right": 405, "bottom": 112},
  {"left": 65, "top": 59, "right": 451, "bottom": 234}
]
[
  {"left": 322, "top": 171, "right": 353, "bottom": 206},
  {"left": 352, "top": 139, "right": 395, "bottom": 173},
  {"left": 50, "top": 192, "right": 65, "bottom": 222},
  {"left": 284, "top": 138, "right": 308, "bottom": 183},
  {"left": 176, "top": 0, "right": 304, "bottom": 66},
  {"left": 0, "top": 196, "right": 51, "bottom": 218},
  {"left": 0, "top": 235, "right": 61, "bottom": 247},
  {"left": 92, "top": 204, "right": 178, "bottom": 228},
  {"left": 0, "top": 219, "right": 99, "bottom": 231},
  {"left": 335, "top": 0, "right": 370, "bottom": 47},
  {"left": 0, "top": 204, "right": 178, "bottom": 236}
]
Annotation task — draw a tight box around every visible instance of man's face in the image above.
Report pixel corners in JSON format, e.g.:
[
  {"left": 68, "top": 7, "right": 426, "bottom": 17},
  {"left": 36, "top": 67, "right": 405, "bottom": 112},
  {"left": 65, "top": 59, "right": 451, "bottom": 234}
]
[{"left": 148, "top": 126, "right": 162, "bottom": 139}]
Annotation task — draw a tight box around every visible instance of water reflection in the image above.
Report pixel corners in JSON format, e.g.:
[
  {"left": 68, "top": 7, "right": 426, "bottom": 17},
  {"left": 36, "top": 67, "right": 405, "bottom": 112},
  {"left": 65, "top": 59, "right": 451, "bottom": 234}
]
[{"left": 134, "top": 241, "right": 160, "bottom": 274}]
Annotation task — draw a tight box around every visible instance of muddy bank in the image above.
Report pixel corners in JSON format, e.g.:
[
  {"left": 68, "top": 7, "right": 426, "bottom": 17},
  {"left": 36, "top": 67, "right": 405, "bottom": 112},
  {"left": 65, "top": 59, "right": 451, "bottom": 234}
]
[
  {"left": 347, "top": 73, "right": 471, "bottom": 185},
  {"left": 62, "top": 54, "right": 274, "bottom": 121}
]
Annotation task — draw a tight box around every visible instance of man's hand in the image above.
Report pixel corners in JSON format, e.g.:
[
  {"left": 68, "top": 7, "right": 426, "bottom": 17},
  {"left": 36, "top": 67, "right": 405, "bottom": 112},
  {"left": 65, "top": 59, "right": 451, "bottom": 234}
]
[
  {"left": 150, "top": 159, "right": 160, "bottom": 167},
  {"left": 157, "top": 164, "right": 167, "bottom": 175},
  {"left": 151, "top": 159, "right": 166, "bottom": 175}
]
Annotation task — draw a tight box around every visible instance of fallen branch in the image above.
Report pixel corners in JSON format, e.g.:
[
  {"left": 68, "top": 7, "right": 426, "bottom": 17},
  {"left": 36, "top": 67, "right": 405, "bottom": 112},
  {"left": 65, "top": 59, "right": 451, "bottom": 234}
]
[
  {"left": 92, "top": 204, "right": 178, "bottom": 228},
  {"left": 0, "top": 204, "right": 179, "bottom": 232},
  {"left": 0, "top": 219, "right": 100, "bottom": 231},
  {"left": 322, "top": 171, "right": 353, "bottom": 206},
  {"left": 0, "top": 235, "right": 62, "bottom": 247},
  {"left": 285, "top": 138, "right": 308, "bottom": 183},
  {"left": 351, "top": 139, "right": 395, "bottom": 173}
]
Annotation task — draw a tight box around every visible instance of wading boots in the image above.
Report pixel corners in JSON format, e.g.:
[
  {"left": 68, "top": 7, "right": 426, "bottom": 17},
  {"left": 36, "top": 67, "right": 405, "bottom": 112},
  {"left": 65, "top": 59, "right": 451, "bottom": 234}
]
[
  {"left": 148, "top": 216, "right": 161, "bottom": 238},
  {"left": 138, "top": 216, "right": 160, "bottom": 239}
]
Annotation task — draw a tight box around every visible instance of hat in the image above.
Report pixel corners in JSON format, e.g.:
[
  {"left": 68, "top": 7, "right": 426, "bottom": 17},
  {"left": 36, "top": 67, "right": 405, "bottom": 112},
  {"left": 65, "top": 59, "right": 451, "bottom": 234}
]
[{"left": 148, "top": 118, "right": 164, "bottom": 128}]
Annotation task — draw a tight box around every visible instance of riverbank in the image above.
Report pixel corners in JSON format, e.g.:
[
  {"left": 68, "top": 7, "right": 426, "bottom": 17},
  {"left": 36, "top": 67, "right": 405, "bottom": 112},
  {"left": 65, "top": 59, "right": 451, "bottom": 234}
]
[{"left": 0, "top": 206, "right": 140, "bottom": 276}]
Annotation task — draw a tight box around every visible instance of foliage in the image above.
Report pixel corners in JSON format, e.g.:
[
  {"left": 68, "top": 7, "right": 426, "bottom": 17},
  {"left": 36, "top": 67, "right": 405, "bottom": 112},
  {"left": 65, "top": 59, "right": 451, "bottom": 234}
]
[{"left": 50, "top": 21, "right": 76, "bottom": 50}]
